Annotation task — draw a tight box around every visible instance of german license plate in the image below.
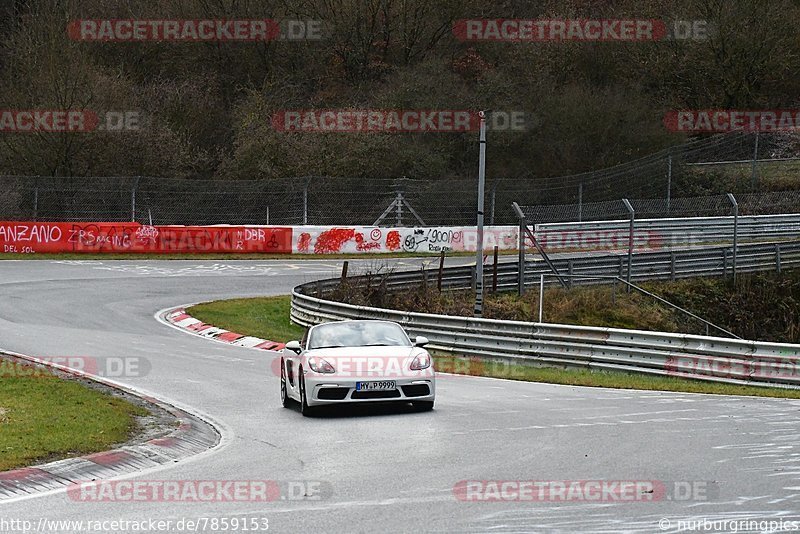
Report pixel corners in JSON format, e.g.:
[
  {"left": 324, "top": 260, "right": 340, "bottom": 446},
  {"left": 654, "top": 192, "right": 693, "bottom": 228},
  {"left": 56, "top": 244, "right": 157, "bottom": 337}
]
[{"left": 356, "top": 381, "right": 396, "bottom": 391}]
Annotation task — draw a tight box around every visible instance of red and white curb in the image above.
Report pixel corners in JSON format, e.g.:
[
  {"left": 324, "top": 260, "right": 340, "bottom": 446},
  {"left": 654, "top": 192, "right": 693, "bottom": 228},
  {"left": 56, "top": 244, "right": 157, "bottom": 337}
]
[
  {"left": 163, "top": 307, "right": 285, "bottom": 351},
  {"left": 0, "top": 350, "right": 223, "bottom": 503}
]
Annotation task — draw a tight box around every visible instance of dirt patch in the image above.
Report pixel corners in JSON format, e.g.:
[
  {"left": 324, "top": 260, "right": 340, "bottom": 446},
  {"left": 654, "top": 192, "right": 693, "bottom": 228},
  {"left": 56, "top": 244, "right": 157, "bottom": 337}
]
[{"left": 0, "top": 407, "right": 7, "bottom": 424}]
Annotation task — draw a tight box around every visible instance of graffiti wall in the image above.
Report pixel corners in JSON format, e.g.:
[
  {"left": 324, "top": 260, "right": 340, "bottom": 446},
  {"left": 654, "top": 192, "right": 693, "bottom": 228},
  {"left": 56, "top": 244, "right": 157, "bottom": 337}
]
[
  {"left": 0, "top": 222, "right": 293, "bottom": 254},
  {"left": 293, "top": 226, "right": 519, "bottom": 254},
  {"left": 0, "top": 222, "right": 665, "bottom": 255}
]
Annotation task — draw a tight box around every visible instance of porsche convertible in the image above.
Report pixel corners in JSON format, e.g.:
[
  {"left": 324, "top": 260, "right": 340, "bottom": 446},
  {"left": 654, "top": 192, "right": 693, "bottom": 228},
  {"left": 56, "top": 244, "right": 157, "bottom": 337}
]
[{"left": 280, "top": 320, "right": 436, "bottom": 416}]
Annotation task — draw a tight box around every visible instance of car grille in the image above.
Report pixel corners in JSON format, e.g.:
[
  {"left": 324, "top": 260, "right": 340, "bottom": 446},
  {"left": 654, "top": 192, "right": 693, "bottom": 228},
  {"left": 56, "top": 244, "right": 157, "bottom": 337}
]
[
  {"left": 317, "top": 387, "right": 350, "bottom": 400},
  {"left": 401, "top": 384, "right": 431, "bottom": 397},
  {"left": 351, "top": 389, "right": 402, "bottom": 400}
]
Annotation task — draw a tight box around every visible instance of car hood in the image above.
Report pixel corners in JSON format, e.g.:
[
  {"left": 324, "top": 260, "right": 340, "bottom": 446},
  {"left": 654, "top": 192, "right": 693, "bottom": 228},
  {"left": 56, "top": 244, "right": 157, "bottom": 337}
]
[{"left": 305, "top": 345, "right": 420, "bottom": 358}]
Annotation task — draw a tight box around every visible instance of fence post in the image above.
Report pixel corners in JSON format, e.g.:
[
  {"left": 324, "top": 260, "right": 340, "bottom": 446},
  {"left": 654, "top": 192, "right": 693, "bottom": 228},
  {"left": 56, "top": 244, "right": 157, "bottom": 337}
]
[
  {"left": 517, "top": 214, "right": 526, "bottom": 296},
  {"left": 727, "top": 193, "right": 738, "bottom": 282},
  {"left": 437, "top": 250, "right": 445, "bottom": 292},
  {"left": 670, "top": 251, "right": 676, "bottom": 281},
  {"left": 751, "top": 132, "right": 760, "bottom": 191},
  {"left": 567, "top": 260, "right": 574, "bottom": 288},
  {"left": 131, "top": 176, "right": 140, "bottom": 222},
  {"left": 666, "top": 152, "right": 672, "bottom": 213},
  {"left": 489, "top": 179, "right": 499, "bottom": 225},
  {"left": 340, "top": 261, "right": 349, "bottom": 283},
  {"left": 302, "top": 177, "right": 311, "bottom": 225},
  {"left": 471, "top": 265, "right": 477, "bottom": 292},
  {"left": 492, "top": 246, "right": 498, "bottom": 293},
  {"left": 722, "top": 249, "right": 728, "bottom": 277},
  {"left": 32, "top": 180, "right": 39, "bottom": 222},
  {"left": 622, "top": 199, "right": 635, "bottom": 291},
  {"left": 396, "top": 192, "right": 403, "bottom": 226},
  {"left": 776, "top": 245, "right": 782, "bottom": 273}
]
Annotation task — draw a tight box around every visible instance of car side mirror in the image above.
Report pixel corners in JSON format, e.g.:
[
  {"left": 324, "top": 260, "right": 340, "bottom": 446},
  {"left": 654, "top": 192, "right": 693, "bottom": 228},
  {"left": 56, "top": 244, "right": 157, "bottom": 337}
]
[
  {"left": 285, "top": 340, "right": 302, "bottom": 354},
  {"left": 414, "top": 336, "right": 429, "bottom": 347}
]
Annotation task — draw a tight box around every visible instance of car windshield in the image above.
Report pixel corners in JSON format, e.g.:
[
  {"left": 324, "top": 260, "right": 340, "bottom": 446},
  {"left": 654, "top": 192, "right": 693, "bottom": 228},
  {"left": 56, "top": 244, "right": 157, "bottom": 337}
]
[{"left": 308, "top": 322, "right": 412, "bottom": 349}]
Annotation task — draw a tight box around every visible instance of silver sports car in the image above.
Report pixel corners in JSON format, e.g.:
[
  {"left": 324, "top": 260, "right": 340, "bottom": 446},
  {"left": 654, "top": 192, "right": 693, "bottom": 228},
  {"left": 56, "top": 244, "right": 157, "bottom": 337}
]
[{"left": 280, "top": 320, "right": 436, "bottom": 416}]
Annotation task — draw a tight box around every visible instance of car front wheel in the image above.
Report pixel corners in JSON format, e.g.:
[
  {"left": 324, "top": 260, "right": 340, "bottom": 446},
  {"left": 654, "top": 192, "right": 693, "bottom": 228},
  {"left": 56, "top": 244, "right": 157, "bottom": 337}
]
[
  {"left": 412, "top": 401, "right": 434, "bottom": 412},
  {"left": 299, "top": 371, "right": 316, "bottom": 417},
  {"left": 280, "top": 359, "right": 291, "bottom": 408}
]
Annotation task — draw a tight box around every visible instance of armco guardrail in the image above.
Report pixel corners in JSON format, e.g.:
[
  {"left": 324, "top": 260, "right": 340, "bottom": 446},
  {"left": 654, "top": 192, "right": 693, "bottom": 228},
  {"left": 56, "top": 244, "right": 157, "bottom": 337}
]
[
  {"left": 300, "top": 241, "right": 800, "bottom": 296},
  {"left": 291, "top": 240, "right": 800, "bottom": 388},
  {"left": 535, "top": 213, "right": 800, "bottom": 249}
]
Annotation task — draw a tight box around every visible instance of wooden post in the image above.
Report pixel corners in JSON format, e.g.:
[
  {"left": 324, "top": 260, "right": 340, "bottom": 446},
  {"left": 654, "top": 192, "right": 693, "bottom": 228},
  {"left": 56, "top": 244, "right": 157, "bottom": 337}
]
[
  {"left": 437, "top": 251, "right": 445, "bottom": 292},
  {"left": 340, "top": 261, "right": 349, "bottom": 283},
  {"left": 670, "top": 251, "right": 676, "bottom": 281}
]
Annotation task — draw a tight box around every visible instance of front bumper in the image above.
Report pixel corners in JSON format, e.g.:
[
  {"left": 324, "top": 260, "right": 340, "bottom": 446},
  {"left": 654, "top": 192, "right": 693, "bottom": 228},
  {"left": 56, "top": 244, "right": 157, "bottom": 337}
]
[{"left": 304, "top": 375, "right": 435, "bottom": 406}]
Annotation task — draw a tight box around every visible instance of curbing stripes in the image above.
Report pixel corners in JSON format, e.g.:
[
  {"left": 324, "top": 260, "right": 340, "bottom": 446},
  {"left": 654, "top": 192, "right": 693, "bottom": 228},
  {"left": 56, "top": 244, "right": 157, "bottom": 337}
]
[
  {"left": 163, "top": 307, "right": 285, "bottom": 351},
  {"left": 0, "top": 350, "right": 221, "bottom": 502}
]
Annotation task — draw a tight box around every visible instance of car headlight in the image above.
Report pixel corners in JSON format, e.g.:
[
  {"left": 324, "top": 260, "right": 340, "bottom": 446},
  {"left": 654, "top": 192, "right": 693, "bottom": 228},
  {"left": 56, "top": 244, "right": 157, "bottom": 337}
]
[
  {"left": 410, "top": 352, "right": 431, "bottom": 370},
  {"left": 308, "top": 356, "right": 336, "bottom": 374}
]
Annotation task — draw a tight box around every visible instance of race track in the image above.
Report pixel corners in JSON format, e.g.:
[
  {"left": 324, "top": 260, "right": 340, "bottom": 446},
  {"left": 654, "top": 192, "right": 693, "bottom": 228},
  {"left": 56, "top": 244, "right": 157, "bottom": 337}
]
[{"left": 1, "top": 259, "right": 799, "bottom": 533}]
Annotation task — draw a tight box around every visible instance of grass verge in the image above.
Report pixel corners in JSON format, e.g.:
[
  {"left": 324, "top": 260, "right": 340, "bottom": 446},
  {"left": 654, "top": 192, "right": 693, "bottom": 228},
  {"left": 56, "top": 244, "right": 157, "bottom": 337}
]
[
  {"left": 189, "top": 296, "right": 305, "bottom": 342},
  {"left": 0, "top": 360, "right": 148, "bottom": 471},
  {"left": 184, "top": 295, "right": 800, "bottom": 399},
  {"left": 434, "top": 354, "right": 800, "bottom": 399}
]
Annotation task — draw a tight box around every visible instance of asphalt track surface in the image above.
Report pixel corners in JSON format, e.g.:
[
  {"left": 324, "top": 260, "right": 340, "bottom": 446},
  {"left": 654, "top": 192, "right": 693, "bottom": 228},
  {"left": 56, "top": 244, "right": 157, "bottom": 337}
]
[{"left": 1, "top": 258, "right": 800, "bottom": 534}]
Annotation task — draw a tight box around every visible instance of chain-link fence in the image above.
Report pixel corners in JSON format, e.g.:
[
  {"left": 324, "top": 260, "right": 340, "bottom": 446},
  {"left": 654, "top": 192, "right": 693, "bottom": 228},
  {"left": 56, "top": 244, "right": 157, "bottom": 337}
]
[
  {"left": 519, "top": 191, "right": 800, "bottom": 224},
  {"left": 1, "top": 131, "right": 798, "bottom": 226}
]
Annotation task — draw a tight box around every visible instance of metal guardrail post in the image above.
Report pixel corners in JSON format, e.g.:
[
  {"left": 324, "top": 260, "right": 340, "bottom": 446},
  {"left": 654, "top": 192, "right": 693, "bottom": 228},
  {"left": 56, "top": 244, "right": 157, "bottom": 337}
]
[
  {"left": 727, "top": 193, "right": 738, "bottom": 282},
  {"left": 622, "top": 199, "right": 635, "bottom": 291},
  {"left": 776, "top": 245, "right": 782, "bottom": 273},
  {"left": 538, "top": 274, "right": 544, "bottom": 322}
]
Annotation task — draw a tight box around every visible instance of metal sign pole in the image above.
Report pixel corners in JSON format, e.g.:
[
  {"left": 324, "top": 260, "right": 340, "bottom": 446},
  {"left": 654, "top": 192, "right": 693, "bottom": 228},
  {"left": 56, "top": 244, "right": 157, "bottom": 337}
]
[{"left": 474, "top": 112, "right": 487, "bottom": 317}]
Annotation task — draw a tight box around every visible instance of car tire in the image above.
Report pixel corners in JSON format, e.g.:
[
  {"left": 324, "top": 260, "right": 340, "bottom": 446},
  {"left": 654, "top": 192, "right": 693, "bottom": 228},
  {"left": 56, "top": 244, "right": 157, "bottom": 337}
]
[
  {"left": 280, "top": 359, "right": 291, "bottom": 408},
  {"left": 299, "top": 371, "right": 316, "bottom": 417},
  {"left": 412, "top": 401, "right": 434, "bottom": 412}
]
